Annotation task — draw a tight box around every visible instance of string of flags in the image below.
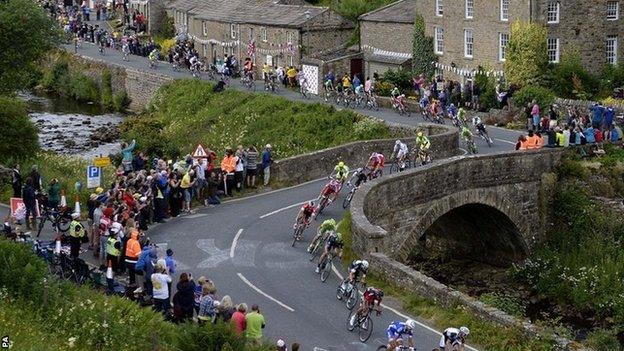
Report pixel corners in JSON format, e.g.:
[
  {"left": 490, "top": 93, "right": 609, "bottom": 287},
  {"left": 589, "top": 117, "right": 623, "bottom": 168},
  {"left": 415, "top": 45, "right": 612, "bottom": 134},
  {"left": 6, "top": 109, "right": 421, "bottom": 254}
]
[
  {"left": 361, "top": 45, "right": 412, "bottom": 60},
  {"left": 434, "top": 62, "right": 505, "bottom": 78}
]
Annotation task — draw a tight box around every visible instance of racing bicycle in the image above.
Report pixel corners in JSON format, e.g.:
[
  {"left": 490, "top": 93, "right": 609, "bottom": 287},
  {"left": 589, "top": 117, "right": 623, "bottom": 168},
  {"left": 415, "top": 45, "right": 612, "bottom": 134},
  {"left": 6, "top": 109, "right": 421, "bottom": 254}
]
[
  {"left": 318, "top": 249, "right": 336, "bottom": 282},
  {"left": 347, "top": 305, "right": 374, "bottom": 342},
  {"left": 376, "top": 346, "right": 416, "bottom": 351},
  {"left": 476, "top": 127, "right": 493, "bottom": 147},
  {"left": 389, "top": 155, "right": 412, "bottom": 174},
  {"left": 466, "top": 138, "right": 478, "bottom": 154},
  {"left": 337, "top": 279, "right": 361, "bottom": 310},
  {"left": 291, "top": 217, "right": 307, "bottom": 247}
]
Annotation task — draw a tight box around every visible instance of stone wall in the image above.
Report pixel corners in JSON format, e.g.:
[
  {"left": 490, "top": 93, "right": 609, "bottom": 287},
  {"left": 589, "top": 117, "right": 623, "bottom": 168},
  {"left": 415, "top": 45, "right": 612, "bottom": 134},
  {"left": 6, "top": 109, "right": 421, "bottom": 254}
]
[{"left": 271, "top": 123, "right": 459, "bottom": 185}]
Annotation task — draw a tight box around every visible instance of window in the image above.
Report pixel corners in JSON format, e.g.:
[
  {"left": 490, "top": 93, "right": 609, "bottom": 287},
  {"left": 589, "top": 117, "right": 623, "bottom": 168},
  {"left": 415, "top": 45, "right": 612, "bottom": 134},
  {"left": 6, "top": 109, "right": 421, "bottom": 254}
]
[
  {"left": 464, "top": 29, "right": 474, "bottom": 58},
  {"left": 202, "top": 21, "right": 207, "bottom": 36},
  {"left": 202, "top": 44, "right": 208, "bottom": 58},
  {"left": 249, "top": 27, "right": 254, "bottom": 41},
  {"left": 436, "top": 0, "right": 443, "bottom": 16},
  {"left": 230, "top": 23, "right": 238, "bottom": 39},
  {"left": 547, "top": 38, "right": 560, "bottom": 63},
  {"left": 465, "top": 0, "right": 474, "bottom": 18},
  {"left": 287, "top": 31, "right": 294, "bottom": 43},
  {"left": 547, "top": 1, "right": 560, "bottom": 23},
  {"left": 434, "top": 26, "right": 444, "bottom": 54},
  {"left": 607, "top": 1, "right": 619, "bottom": 20},
  {"left": 260, "top": 27, "right": 267, "bottom": 42},
  {"left": 500, "top": 0, "right": 509, "bottom": 21},
  {"left": 499, "top": 32, "right": 509, "bottom": 61},
  {"left": 607, "top": 35, "right": 618, "bottom": 65}
]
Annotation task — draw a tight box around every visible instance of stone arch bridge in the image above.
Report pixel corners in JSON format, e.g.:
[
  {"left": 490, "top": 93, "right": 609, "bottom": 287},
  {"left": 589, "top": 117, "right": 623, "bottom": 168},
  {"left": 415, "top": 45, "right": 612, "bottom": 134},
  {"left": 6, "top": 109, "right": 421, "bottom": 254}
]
[{"left": 351, "top": 149, "right": 565, "bottom": 267}]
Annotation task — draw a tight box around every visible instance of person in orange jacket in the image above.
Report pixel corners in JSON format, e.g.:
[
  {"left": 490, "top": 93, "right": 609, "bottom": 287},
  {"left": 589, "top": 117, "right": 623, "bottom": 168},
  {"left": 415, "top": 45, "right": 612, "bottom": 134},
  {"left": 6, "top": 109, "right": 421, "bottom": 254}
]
[
  {"left": 125, "top": 229, "right": 142, "bottom": 287},
  {"left": 221, "top": 149, "right": 237, "bottom": 196}
]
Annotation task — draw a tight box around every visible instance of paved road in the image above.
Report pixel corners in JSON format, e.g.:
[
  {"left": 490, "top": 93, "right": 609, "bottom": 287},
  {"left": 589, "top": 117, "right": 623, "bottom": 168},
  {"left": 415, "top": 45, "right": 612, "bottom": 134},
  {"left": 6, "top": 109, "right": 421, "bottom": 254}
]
[{"left": 25, "top": 42, "right": 525, "bottom": 349}]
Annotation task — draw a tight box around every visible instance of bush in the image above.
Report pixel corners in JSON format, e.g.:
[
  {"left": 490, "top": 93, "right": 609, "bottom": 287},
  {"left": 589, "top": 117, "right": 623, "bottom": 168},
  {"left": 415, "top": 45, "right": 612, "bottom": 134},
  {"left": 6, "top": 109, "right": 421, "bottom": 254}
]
[
  {"left": 374, "top": 81, "right": 393, "bottom": 96},
  {"left": 41, "top": 60, "right": 70, "bottom": 96},
  {"left": 479, "top": 292, "right": 525, "bottom": 317},
  {"left": 0, "top": 97, "right": 39, "bottom": 163},
  {"left": 411, "top": 13, "right": 437, "bottom": 80},
  {"left": 511, "top": 85, "right": 555, "bottom": 110},
  {"left": 122, "top": 79, "right": 393, "bottom": 159},
  {"left": 381, "top": 69, "right": 412, "bottom": 93},
  {"left": 69, "top": 73, "right": 100, "bottom": 103},
  {"left": 504, "top": 21, "right": 549, "bottom": 87},
  {"left": 0, "top": 239, "right": 47, "bottom": 301},
  {"left": 474, "top": 69, "right": 499, "bottom": 111},
  {"left": 550, "top": 48, "right": 599, "bottom": 100},
  {"left": 113, "top": 90, "right": 131, "bottom": 112},
  {"left": 101, "top": 69, "right": 113, "bottom": 110},
  {"left": 156, "top": 14, "right": 176, "bottom": 39}
]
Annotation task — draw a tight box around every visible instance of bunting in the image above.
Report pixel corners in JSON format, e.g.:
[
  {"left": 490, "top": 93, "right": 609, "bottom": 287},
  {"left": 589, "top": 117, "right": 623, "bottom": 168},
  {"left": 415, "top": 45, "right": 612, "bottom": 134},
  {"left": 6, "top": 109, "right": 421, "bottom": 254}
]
[
  {"left": 433, "top": 62, "right": 504, "bottom": 78},
  {"left": 361, "top": 45, "right": 412, "bottom": 60}
]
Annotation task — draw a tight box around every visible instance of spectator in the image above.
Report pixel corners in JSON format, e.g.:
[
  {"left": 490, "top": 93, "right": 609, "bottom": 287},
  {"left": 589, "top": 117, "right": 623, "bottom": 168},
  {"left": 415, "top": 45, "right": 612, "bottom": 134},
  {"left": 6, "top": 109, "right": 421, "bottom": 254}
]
[
  {"left": 151, "top": 262, "right": 172, "bottom": 315},
  {"left": 11, "top": 164, "right": 21, "bottom": 199},
  {"left": 193, "top": 276, "right": 208, "bottom": 315},
  {"left": 180, "top": 169, "right": 195, "bottom": 213},
  {"left": 106, "top": 223, "right": 122, "bottom": 274},
  {"left": 197, "top": 284, "right": 218, "bottom": 324},
  {"left": 173, "top": 272, "right": 196, "bottom": 322},
  {"left": 531, "top": 100, "right": 540, "bottom": 131},
  {"left": 47, "top": 178, "right": 61, "bottom": 209},
  {"left": 29, "top": 165, "right": 41, "bottom": 192},
  {"left": 22, "top": 178, "right": 37, "bottom": 230},
  {"left": 246, "top": 146, "right": 259, "bottom": 188},
  {"left": 231, "top": 303, "right": 247, "bottom": 335},
  {"left": 120, "top": 139, "right": 136, "bottom": 175},
  {"left": 217, "top": 295, "right": 236, "bottom": 322},
  {"left": 262, "top": 144, "right": 273, "bottom": 186},
  {"left": 206, "top": 171, "right": 221, "bottom": 205},
  {"left": 124, "top": 229, "right": 141, "bottom": 286},
  {"left": 221, "top": 149, "right": 236, "bottom": 196},
  {"left": 168, "top": 171, "right": 182, "bottom": 217},
  {"left": 235, "top": 145, "right": 246, "bottom": 191},
  {"left": 246, "top": 304, "right": 266, "bottom": 347}
]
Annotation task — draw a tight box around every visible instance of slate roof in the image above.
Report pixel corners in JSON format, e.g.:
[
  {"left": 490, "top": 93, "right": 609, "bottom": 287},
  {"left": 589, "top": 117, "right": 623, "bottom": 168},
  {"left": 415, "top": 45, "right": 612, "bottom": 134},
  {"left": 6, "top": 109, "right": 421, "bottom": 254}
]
[{"left": 358, "top": 0, "right": 416, "bottom": 24}]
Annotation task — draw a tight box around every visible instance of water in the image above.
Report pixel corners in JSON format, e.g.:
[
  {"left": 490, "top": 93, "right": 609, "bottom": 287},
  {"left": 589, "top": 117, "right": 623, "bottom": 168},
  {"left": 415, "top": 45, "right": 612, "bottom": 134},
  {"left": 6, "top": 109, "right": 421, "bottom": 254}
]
[{"left": 19, "top": 92, "right": 125, "bottom": 159}]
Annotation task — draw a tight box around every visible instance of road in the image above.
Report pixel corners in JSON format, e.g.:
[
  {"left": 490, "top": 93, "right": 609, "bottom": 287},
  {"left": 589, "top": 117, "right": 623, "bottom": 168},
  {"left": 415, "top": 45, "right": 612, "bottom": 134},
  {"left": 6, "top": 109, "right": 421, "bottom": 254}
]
[{"left": 19, "top": 42, "right": 525, "bottom": 349}]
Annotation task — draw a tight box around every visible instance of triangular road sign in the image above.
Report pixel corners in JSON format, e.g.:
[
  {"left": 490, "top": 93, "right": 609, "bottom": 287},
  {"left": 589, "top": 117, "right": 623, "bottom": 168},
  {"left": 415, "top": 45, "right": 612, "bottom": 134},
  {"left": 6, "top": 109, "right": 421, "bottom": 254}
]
[{"left": 192, "top": 144, "right": 209, "bottom": 158}]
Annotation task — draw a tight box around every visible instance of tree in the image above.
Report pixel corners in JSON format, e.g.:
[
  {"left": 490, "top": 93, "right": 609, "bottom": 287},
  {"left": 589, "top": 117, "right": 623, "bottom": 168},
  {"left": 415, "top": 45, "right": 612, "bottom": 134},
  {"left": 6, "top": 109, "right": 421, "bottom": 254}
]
[
  {"left": 0, "top": 0, "right": 59, "bottom": 95},
  {"left": 504, "top": 21, "right": 549, "bottom": 88},
  {"left": 412, "top": 13, "right": 437, "bottom": 80},
  {"left": 0, "top": 96, "right": 39, "bottom": 162}
]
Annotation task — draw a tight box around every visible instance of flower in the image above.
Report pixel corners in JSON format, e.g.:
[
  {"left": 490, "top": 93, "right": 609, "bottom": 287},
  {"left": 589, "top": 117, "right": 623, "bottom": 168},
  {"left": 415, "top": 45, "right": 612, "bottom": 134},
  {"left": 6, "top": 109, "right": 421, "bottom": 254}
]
[{"left": 68, "top": 337, "right": 76, "bottom": 348}]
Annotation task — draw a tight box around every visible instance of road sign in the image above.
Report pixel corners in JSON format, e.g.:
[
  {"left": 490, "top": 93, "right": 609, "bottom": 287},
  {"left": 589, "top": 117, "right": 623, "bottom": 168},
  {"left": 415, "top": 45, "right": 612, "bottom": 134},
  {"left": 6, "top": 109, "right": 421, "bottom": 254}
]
[
  {"left": 87, "top": 166, "right": 101, "bottom": 188},
  {"left": 9, "top": 198, "right": 40, "bottom": 220},
  {"left": 192, "top": 144, "right": 209, "bottom": 159},
  {"left": 94, "top": 156, "right": 111, "bottom": 167}
]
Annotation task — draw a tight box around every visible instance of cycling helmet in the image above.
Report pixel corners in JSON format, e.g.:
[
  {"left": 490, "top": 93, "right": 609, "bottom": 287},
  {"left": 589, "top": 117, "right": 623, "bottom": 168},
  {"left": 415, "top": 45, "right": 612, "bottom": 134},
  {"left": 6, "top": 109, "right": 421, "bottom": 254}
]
[
  {"left": 378, "top": 290, "right": 384, "bottom": 298},
  {"left": 406, "top": 319, "right": 417, "bottom": 330},
  {"left": 335, "top": 232, "right": 343, "bottom": 241},
  {"left": 370, "top": 152, "right": 378, "bottom": 159},
  {"left": 460, "top": 326, "right": 470, "bottom": 336},
  {"left": 416, "top": 132, "right": 423, "bottom": 138},
  {"left": 361, "top": 260, "right": 369, "bottom": 270},
  {"left": 395, "top": 139, "right": 402, "bottom": 146},
  {"left": 338, "top": 161, "right": 345, "bottom": 168}
]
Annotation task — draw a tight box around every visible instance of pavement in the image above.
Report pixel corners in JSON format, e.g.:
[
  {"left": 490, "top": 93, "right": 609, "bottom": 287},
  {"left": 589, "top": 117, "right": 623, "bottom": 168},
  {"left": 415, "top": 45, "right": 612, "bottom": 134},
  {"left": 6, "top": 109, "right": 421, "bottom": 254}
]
[{"left": 11, "top": 41, "right": 527, "bottom": 350}]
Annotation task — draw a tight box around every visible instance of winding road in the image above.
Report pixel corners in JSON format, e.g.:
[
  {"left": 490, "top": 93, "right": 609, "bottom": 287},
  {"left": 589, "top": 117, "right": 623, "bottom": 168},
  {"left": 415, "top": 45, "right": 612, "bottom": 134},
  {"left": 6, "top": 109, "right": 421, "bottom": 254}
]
[{"left": 20, "top": 41, "right": 525, "bottom": 349}]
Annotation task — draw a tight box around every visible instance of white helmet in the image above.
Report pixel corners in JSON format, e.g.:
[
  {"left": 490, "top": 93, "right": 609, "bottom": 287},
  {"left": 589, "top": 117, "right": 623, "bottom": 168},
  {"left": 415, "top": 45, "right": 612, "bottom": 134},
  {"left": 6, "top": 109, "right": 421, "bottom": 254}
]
[
  {"left": 406, "top": 319, "right": 417, "bottom": 330},
  {"left": 460, "top": 326, "right": 470, "bottom": 336},
  {"left": 361, "top": 260, "right": 369, "bottom": 269},
  {"left": 395, "top": 139, "right": 402, "bottom": 146}
]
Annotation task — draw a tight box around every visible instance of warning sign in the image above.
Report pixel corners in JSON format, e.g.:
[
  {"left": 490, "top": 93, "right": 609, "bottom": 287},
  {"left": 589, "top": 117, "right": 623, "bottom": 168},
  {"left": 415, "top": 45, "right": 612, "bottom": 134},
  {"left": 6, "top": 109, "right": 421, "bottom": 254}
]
[{"left": 192, "top": 144, "right": 209, "bottom": 158}]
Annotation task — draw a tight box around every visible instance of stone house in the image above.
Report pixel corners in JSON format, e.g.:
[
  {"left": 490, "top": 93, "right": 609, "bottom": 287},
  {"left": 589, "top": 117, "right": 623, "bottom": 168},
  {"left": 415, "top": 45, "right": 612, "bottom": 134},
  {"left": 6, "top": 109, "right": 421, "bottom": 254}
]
[
  {"left": 167, "top": 0, "right": 354, "bottom": 72},
  {"left": 359, "top": 0, "right": 417, "bottom": 76},
  {"left": 127, "top": 0, "right": 168, "bottom": 34},
  {"left": 414, "top": 0, "right": 624, "bottom": 84}
]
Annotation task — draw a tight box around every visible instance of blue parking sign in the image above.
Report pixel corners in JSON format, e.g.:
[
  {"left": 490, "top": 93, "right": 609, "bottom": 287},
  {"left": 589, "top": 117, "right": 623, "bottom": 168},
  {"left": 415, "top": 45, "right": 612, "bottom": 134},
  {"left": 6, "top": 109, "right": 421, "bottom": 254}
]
[{"left": 87, "top": 166, "right": 101, "bottom": 188}]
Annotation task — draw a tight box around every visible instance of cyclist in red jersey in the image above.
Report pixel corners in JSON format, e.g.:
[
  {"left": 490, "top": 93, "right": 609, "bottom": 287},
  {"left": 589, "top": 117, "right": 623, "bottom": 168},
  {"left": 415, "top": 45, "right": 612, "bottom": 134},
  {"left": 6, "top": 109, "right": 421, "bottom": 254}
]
[
  {"left": 367, "top": 152, "right": 385, "bottom": 179},
  {"left": 295, "top": 201, "right": 315, "bottom": 227},
  {"left": 350, "top": 286, "right": 384, "bottom": 326},
  {"left": 317, "top": 178, "right": 342, "bottom": 204}
]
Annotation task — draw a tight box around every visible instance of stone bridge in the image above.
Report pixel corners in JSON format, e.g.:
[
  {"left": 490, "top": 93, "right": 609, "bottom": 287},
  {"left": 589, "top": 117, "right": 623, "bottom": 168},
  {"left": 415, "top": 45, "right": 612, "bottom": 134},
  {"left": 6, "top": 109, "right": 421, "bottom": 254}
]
[{"left": 351, "top": 148, "right": 565, "bottom": 267}]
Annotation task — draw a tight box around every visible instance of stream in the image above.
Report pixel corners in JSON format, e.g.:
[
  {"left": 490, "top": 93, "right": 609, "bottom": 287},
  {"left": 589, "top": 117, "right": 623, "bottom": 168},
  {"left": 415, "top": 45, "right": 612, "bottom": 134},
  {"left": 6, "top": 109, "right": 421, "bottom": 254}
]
[{"left": 19, "top": 91, "right": 125, "bottom": 159}]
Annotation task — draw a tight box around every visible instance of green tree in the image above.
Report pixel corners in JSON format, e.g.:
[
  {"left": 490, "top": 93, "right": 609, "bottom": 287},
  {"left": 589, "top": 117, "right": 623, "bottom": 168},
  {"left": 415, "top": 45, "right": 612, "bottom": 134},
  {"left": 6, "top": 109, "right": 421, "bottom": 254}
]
[
  {"left": 0, "top": 96, "right": 39, "bottom": 162},
  {"left": 332, "top": 0, "right": 394, "bottom": 21},
  {"left": 551, "top": 47, "right": 599, "bottom": 99},
  {"left": 0, "top": 0, "right": 59, "bottom": 95},
  {"left": 156, "top": 14, "right": 176, "bottom": 39},
  {"left": 411, "top": 12, "right": 437, "bottom": 79},
  {"left": 504, "top": 21, "right": 548, "bottom": 87}
]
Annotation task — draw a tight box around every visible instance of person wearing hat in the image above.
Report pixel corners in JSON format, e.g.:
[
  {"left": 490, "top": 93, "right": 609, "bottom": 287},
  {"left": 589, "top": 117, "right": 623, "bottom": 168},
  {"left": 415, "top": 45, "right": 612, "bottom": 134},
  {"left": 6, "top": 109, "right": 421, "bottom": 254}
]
[
  {"left": 261, "top": 144, "right": 273, "bottom": 186},
  {"left": 106, "top": 222, "right": 122, "bottom": 274},
  {"left": 69, "top": 212, "right": 86, "bottom": 258},
  {"left": 124, "top": 229, "right": 142, "bottom": 287}
]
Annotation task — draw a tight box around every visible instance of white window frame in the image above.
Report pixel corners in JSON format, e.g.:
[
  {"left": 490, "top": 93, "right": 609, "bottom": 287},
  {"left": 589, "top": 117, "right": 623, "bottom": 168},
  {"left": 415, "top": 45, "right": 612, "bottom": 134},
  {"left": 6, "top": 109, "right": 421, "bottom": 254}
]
[
  {"left": 435, "top": 0, "right": 443, "bottom": 16},
  {"left": 230, "top": 23, "right": 238, "bottom": 39},
  {"left": 465, "top": 0, "right": 474, "bottom": 19},
  {"left": 434, "top": 26, "right": 444, "bottom": 54},
  {"left": 464, "top": 29, "right": 474, "bottom": 58},
  {"left": 202, "top": 21, "right": 207, "bottom": 36},
  {"left": 607, "top": 35, "right": 618, "bottom": 65},
  {"left": 260, "top": 27, "right": 267, "bottom": 42},
  {"left": 499, "top": 32, "right": 509, "bottom": 61},
  {"left": 547, "top": 38, "right": 560, "bottom": 63},
  {"left": 287, "top": 31, "right": 294, "bottom": 44},
  {"left": 500, "top": 0, "right": 509, "bottom": 21},
  {"left": 607, "top": 1, "right": 619, "bottom": 20},
  {"left": 547, "top": 1, "right": 560, "bottom": 24}
]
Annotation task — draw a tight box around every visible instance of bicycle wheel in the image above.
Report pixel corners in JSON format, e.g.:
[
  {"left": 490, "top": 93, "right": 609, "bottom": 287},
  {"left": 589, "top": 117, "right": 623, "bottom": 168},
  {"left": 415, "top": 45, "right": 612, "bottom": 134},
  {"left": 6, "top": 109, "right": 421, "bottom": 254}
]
[
  {"left": 372, "top": 100, "right": 379, "bottom": 111},
  {"left": 291, "top": 226, "right": 299, "bottom": 247},
  {"left": 57, "top": 218, "right": 70, "bottom": 233},
  {"left": 37, "top": 217, "right": 45, "bottom": 237},
  {"left": 346, "top": 285, "right": 359, "bottom": 310},
  {"left": 358, "top": 315, "right": 373, "bottom": 343},
  {"left": 347, "top": 310, "right": 357, "bottom": 331},
  {"left": 309, "top": 239, "right": 321, "bottom": 261},
  {"left": 320, "top": 257, "right": 332, "bottom": 282},
  {"left": 389, "top": 163, "right": 399, "bottom": 174},
  {"left": 376, "top": 346, "right": 388, "bottom": 351},
  {"left": 342, "top": 190, "right": 354, "bottom": 209}
]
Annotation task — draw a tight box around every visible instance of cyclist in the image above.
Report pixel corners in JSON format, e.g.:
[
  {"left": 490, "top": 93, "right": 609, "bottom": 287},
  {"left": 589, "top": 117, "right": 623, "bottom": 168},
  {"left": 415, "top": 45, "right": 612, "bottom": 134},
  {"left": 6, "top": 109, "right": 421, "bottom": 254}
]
[
  {"left": 461, "top": 126, "right": 474, "bottom": 145},
  {"left": 439, "top": 326, "right": 470, "bottom": 351},
  {"left": 350, "top": 286, "right": 383, "bottom": 326},
  {"left": 414, "top": 131, "right": 431, "bottom": 163},
  {"left": 341, "top": 73, "right": 351, "bottom": 91},
  {"left": 457, "top": 107, "right": 468, "bottom": 126},
  {"left": 315, "top": 230, "right": 343, "bottom": 273},
  {"left": 148, "top": 49, "right": 159, "bottom": 68},
  {"left": 392, "top": 140, "right": 409, "bottom": 171},
  {"left": 121, "top": 40, "right": 130, "bottom": 61},
  {"left": 367, "top": 152, "right": 385, "bottom": 179},
  {"left": 308, "top": 218, "right": 337, "bottom": 253},
  {"left": 390, "top": 86, "right": 400, "bottom": 99},
  {"left": 316, "top": 177, "right": 342, "bottom": 205},
  {"left": 295, "top": 201, "right": 314, "bottom": 227},
  {"left": 98, "top": 32, "right": 107, "bottom": 54},
  {"left": 346, "top": 259, "right": 368, "bottom": 286},
  {"left": 262, "top": 62, "right": 271, "bottom": 83},
  {"left": 331, "top": 161, "right": 350, "bottom": 184},
  {"left": 472, "top": 115, "right": 492, "bottom": 144},
  {"left": 354, "top": 83, "right": 365, "bottom": 104},
  {"left": 385, "top": 319, "right": 418, "bottom": 351}
]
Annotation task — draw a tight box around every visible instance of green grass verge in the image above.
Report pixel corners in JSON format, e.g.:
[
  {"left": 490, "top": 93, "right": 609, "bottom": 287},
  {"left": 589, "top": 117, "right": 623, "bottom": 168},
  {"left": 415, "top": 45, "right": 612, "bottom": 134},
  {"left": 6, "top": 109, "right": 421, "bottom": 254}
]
[{"left": 336, "top": 212, "right": 559, "bottom": 351}]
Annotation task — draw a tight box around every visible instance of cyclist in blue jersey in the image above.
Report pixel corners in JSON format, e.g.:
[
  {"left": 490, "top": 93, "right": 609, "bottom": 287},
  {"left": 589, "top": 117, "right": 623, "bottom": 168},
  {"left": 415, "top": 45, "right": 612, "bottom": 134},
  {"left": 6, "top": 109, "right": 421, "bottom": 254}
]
[{"left": 385, "top": 319, "right": 417, "bottom": 350}]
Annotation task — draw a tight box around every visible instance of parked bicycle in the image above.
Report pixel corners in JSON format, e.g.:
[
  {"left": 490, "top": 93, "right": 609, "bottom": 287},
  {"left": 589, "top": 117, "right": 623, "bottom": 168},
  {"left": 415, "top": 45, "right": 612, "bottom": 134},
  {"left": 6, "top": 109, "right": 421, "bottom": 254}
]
[{"left": 37, "top": 206, "right": 72, "bottom": 237}]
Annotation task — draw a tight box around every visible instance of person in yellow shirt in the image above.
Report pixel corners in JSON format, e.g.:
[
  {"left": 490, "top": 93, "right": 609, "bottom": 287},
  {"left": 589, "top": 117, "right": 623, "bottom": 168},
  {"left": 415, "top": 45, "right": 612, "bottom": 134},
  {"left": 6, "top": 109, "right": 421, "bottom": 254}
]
[
  {"left": 180, "top": 169, "right": 195, "bottom": 213},
  {"left": 341, "top": 73, "right": 351, "bottom": 91},
  {"left": 287, "top": 67, "right": 297, "bottom": 87}
]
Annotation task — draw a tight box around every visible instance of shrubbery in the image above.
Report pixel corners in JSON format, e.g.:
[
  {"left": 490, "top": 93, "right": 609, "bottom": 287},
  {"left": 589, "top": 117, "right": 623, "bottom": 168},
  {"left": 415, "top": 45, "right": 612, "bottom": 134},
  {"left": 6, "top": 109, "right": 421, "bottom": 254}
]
[
  {"left": 0, "top": 97, "right": 39, "bottom": 163},
  {"left": 69, "top": 73, "right": 100, "bottom": 102},
  {"left": 511, "top": 85, "right": 555, "bottom": 110},
  {"left": 121, "top": 79, "right": 393, "bottom": 158},
  {"left": 101, "top": 68, "right": 114, "bottom": 109},
  {"left": 550, "top": 48, "right": 599, "bottom": 100}
]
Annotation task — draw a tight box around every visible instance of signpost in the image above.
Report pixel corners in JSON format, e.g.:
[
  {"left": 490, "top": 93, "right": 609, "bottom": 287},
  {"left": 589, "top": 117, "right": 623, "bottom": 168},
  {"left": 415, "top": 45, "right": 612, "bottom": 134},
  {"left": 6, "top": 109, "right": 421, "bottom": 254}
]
[
  {"left": 94, "top": 156, "right": 111, "bottom": 167},
  {"left": 87, "top": 166, "right": 101, "bottom": 188},
  {"left": 192, "top": 144, "right": 209, "bottom": 159}
]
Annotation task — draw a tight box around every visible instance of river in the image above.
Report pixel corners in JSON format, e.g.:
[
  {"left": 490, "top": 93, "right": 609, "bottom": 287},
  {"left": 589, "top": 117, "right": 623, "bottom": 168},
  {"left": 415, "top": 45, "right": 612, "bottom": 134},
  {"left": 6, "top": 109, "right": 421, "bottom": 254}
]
[{"left": 19, "top": 91, "right": 125, "bottom": 159}]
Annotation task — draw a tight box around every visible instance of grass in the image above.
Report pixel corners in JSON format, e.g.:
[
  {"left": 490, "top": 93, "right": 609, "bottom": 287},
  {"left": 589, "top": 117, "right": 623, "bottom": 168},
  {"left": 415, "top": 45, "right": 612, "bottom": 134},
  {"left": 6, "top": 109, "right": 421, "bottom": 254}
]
[{"left": 336, "top": 212, "right": 558, "bottom": 351}]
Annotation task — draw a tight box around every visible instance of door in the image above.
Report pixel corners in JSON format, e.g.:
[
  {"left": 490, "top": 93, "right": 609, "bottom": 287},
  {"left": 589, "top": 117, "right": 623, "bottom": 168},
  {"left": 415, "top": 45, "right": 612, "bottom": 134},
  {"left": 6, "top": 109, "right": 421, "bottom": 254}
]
[{"left": 350, "top": 58, "right": 363, "bottom": 81}]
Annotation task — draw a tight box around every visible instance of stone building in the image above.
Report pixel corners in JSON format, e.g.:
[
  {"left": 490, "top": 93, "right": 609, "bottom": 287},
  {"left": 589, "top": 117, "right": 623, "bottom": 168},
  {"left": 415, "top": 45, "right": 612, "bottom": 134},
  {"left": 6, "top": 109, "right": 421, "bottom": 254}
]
[
  {"left": 167, "top": 0, "right": 354, "bottom": 71},
  {"left": 127, "top": 0, "right": 169, "bottom": 34},
  {"left": 359, "top": 0, "right": 417, "bottom": 76},
  {"left": 412, "top": 0, "right": 623, "bottom": 83}
]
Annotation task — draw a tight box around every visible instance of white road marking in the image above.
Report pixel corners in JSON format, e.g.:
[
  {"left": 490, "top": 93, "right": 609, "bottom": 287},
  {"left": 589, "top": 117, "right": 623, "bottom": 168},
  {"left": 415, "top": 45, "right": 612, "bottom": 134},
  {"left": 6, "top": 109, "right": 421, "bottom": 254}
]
[
  {"left": 237, "top": 272, "right": 295, "bottom": 312},
  {"left": 259, "top": 199, "right": 315, "bottom": 219},
  {"left": 230, "top": 229, "right": 243, "bottom": 258},
  {"left": 495, "top": 138, "right": 516, "bottom": 145},
  {"left": 459, "top": 147, "right": 468, "bottom": 155},
  {"left": 181, "top": 213, "right": 208, "bottom": 219},
  {"left": 330, "top": 266, "right": 480, "bottom": 351},
  {"left": 196, "top": 239, "right": 229, "bottom": 268}
]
